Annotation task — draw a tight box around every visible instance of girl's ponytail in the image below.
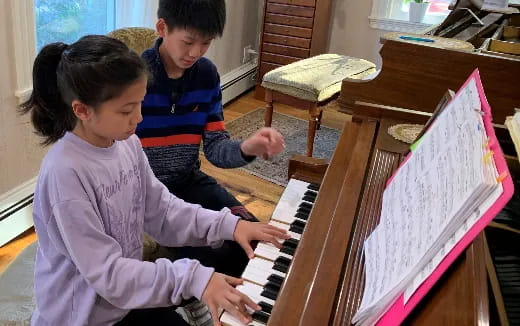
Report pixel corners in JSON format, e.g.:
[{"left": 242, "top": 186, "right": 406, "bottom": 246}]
[{"left": 20, "top": 42, "right": 77, "bottom": 145}]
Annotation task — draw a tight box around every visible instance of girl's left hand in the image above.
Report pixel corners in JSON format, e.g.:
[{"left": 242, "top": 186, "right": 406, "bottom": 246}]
[{"left": 233, "top": 220, "right": 291, "bottom": 259}]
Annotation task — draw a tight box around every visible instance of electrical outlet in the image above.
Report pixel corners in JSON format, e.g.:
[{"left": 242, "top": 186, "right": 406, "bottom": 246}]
[{"left": 242, "top": 45, "right": 252, "bottom": 63}]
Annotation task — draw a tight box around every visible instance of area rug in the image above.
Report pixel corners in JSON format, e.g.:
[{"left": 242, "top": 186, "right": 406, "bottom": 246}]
[
  {"left": 0, "top": 242, "right": 36, "bottom": 325},
  {"left": 226, "top": 108, "right": 340, "bottom": 186}
]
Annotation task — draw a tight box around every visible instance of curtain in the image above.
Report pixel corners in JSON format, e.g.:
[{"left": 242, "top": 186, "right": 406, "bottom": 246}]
[{"left": 114, "top": 0, "right": 158, "bottom": 29}]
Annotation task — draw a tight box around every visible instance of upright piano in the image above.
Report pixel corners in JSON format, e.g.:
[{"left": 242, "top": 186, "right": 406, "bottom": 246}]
[
  {"left": 220, "top": 2, "right": 520, "bottom": 324},
  {"left": 221, "top": 114, "right": 518, "bottom": 326}
]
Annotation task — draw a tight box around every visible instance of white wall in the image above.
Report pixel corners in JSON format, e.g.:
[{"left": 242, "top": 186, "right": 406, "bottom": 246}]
[
  {"left": 0, "top": 1, "right": 48, "bottom": 196},
  {"left": 206, "top": 0, "right": 263, "bottom": 74},
  {"left": 328, "top": 0, "right": 385, "bottom": 67},
  {"left": 0, "top": 0, "right": 263, "bottom": 197}
]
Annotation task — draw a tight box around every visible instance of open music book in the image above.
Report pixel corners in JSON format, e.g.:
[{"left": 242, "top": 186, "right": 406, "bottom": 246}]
[{"left": 352, "top": 70, "right": 514, "bottom": 326}]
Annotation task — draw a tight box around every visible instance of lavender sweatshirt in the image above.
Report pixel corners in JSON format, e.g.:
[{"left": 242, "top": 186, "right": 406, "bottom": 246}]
[{"left": 31, "top": 132, "right": 239, "bottom": 325}]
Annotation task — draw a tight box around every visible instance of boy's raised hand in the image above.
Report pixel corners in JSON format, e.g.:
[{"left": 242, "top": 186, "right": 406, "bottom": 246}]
[
  {"left": 202, "top": 272, "right": 260, "bottom": 326},
  {"left": 240, "top": 127, "right": 285, "bottom": 158},
  {"left": 234, "top": 220, "right": 291, "bottom": 259}
]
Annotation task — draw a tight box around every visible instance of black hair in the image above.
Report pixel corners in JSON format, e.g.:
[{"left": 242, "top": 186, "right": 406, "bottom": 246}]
[
  {"left": 158, "top": 0, "right": 226, "bottom": 38},
  {"left": 19, "top": 35, "right": 148, "bottom": 145}
]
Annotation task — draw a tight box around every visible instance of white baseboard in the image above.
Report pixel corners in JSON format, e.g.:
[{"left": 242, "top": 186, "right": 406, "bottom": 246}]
[
  {"left": 220, "top": 62, "right": 257, "bottom": 105},
  {"left": 0, "top": 177, "right": 36, "bottom": 247}
]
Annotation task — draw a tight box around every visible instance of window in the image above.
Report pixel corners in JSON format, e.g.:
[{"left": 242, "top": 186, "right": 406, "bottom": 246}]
[
  {"left": 370, "top": 0, "right": 452, "bottom": 32},
  {"left": 396, "top": 0, "right": 452, "bottom": 24},
  {"left": 34, "top": 0, "right": 116, "bottom": 50},
  {"left": 11, "top": 0, "right": 157, "bottom": 101}
]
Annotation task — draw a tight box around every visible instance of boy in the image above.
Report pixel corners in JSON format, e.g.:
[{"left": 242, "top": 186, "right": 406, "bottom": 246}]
[{"left": 136, "top": 0, "right": 285, "bottom": 324}]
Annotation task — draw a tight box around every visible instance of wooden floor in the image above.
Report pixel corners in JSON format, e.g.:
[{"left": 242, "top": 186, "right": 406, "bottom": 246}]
[{"left": 0, "top": 90, "right": 350, "bottom": 274}]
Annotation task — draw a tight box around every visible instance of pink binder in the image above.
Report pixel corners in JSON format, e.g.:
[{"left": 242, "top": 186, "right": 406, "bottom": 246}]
[{"left": 374, "top": 69, "right": 515, "bottom": 325}]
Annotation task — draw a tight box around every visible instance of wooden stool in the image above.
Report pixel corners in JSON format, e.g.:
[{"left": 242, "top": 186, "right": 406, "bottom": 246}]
[{"left": 262, "top": 54, "right": 376, "bottom": 157}]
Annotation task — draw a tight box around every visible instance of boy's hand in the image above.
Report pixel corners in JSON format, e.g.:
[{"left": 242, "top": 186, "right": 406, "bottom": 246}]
[
  {"left": 234, "top": 220, "right": 291, "bottom": 259},
  {"left": 202, "top": 272, "right": 260, "bottom": 326},
  {"left": 240, "top": 127, "right": 285, "bottom": 158}
]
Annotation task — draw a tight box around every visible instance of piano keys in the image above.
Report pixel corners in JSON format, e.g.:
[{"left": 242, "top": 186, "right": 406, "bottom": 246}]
[{"left": 220, "top": 179, "right": 320, "bottom": 326}]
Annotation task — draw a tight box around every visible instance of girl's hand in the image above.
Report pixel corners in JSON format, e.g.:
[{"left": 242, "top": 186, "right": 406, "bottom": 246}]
[
  {"left": 240, "top": 127, "right": 285, "bottom": 158},
  {"left": 202, "top": 272, "right": 260, "bottom": 326},
  {"left": 233, "top": 220, "right": 291, "bottom": 259}
]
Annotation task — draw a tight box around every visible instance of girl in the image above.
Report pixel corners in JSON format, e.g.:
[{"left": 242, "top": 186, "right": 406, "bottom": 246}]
[{"left": 21, "top": 35, "right": 288, "bottom": 326}]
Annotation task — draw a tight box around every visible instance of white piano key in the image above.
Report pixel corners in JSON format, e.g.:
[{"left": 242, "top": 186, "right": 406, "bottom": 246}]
[
  {"left": 254, "top": 242, "right": 293, "bottom": 261},
  {"left": 245, "top": 257, "right": 286, "bottom": 278},
  {"left": 269, "top": 220, "right": 301, "bottom": 240},
  {"left": 220, "top": 311, "right": 265, "bottom": 326},
  {"left": 271, "top": 179, "right": 312, "bottom": 224},
  {"left": 238, "top": 281, "right": 276, "bottom": 306}
]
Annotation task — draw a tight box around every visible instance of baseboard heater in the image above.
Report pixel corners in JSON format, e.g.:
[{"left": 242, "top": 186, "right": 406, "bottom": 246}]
[
  {"left": 220, "top": 62, "right": 257, "bottom": 105},
  {"left": 0, "top": 180, "right": 35, "bottom": 247}
]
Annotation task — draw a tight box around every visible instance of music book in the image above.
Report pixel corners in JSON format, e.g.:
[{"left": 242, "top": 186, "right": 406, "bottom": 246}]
[{"left": 352, "top": 69, "right": 515, "bottom": 326}]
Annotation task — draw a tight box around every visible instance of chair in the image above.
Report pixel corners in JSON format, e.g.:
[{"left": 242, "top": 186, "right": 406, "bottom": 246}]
[
  {"left": 262, "top": 54, "right": 376, "bottom": 156},
  {"left": 107, "top": 27, "right": 158, "bottom": 54}
]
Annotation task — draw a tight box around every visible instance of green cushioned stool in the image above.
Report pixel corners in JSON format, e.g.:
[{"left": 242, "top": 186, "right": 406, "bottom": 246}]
[{"left": 262, "top": 54, "right": 376, "bottom": 156}]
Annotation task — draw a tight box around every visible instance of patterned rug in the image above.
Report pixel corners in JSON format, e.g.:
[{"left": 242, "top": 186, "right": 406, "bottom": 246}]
[{"left": 226, "top": 108, "right": 341, "bottom": 186}]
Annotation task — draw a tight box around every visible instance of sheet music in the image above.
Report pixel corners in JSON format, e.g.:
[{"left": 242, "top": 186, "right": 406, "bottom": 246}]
[
  {"left": 404, "top": 182, "right": 503, "bottom": 302},
  {"left": 354, "top": 77, "right": 500, "bottom": 325}
]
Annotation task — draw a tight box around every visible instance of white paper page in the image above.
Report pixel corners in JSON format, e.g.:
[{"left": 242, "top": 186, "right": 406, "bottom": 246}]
[{"left": 404, "top": 183, "right": 503, "bottom": 302}]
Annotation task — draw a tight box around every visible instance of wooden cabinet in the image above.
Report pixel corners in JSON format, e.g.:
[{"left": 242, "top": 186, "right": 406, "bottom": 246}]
[{"left": 255, "top": 0, "right": 333, "bottom": 100}]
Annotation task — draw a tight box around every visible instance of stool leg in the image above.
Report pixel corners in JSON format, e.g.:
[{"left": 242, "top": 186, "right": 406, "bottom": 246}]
[
  {"left": 264, "top": 89, "right": 273, "bottom": 127},
  {"left": 317, "top": 109, "right": 323, "bottom": 130},
  {"left": 307, "top": 104, "right": 319, "bottom": 157}
]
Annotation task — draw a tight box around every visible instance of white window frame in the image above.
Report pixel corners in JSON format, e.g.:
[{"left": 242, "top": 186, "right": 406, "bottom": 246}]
[{"left": 369, "top": 0, "right": 448, "bottom": 33}]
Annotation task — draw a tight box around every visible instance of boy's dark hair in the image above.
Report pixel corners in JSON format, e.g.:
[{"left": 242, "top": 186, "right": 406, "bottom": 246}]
[
  {"left": 20, "top": 35, "right": 147, "bottom": 145},
  {"left": 158, "top": 0, "right": 226, "bottom": 37}
]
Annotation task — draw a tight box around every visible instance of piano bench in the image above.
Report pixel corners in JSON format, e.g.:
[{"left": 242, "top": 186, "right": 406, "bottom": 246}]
[{"left": 261, "top": 54, "right": 376, "bottom": 156}]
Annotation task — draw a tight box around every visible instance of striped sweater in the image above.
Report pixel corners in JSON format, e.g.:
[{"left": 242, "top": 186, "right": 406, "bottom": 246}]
[{"left": 137, "top": 38, "right": 252, "bottom": 186}]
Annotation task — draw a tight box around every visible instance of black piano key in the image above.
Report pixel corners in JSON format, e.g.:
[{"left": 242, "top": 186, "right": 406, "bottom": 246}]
[
  {"left": 280, "top": 245, "right": 295, "bottom": 256},
  {"left": 307, "top": 183, "right": 320, "bottom": 191},
  {"left": 265, "top": 281, "right": 281, "bottom": 293},
  {"left": 268, "top": 274, "right": 284, "bottom": 287},
  {"left": 273, "top": 262, "right": 288, "bottom": 274},
  {"left": 289, "top": 224, "right": 304, "bottom": 234},
  {"left": 275, "top": 256, "right": 292, "bottom": 266},
  {"left": 252, "top": 310, "right": 270, "bottom": 324},
  {"left": 299, "top": 201, "right": 313, "bottom": 210},
  {"left": 295, "top": 211, "right": 310, "bottom": 220},
  {"left": 302, "top": 195, "right": 316, "bottom": 203},
  {"left": 261, "top": 288, "right": 278, "bottom": 300},
  {"left": 258, "top": 301, "right": 273, "bottom": 314},
  {"left": 283, "top": 238, "right": 299, "bottom": 248},
  {"left": 297, "top": 207, "right": 311, "bottom": 215},
  {"left": 304, "top": 190, "right": 318, "bottom": 198},
  {"left": 291, "top": 219, "right": 306, "bottom": 229}
]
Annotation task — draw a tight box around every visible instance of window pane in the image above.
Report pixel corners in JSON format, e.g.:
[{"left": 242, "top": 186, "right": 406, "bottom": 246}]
[{"left": 34, "top": 0, "right": 115, "bottom": 50}]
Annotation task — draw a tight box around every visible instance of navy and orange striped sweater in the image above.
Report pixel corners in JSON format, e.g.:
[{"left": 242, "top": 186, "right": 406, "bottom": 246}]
[{"left": 137, "top": 38, "right": 252, "bottom": 186}]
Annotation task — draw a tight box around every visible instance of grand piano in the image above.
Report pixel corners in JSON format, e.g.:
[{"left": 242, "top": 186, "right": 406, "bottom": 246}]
[{"left": 220, "top": 1, "right": 520, "bottom": 325}]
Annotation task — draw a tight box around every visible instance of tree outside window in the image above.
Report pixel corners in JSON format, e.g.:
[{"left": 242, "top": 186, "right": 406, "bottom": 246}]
[{"left": 34, "top": 0, "right": 115, "bottom": 50}]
